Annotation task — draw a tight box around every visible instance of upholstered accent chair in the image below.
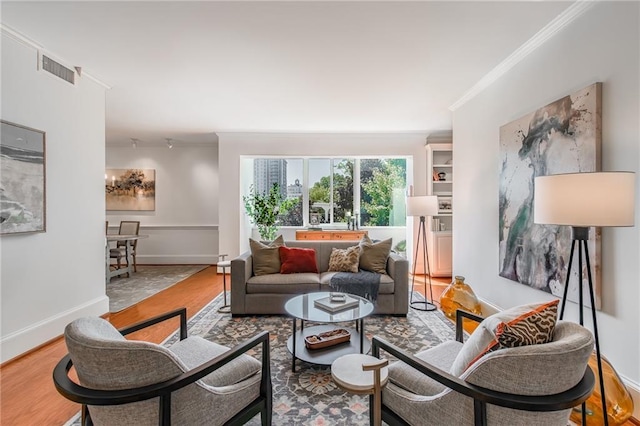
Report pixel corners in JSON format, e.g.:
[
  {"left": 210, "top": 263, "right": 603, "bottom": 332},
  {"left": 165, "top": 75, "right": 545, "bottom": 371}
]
[
  {"left": 109, "top": 220, "right": 140, "bottom": 272},
  {"left": 53, "top": 308, "right": 272, "bottom": 426},
  {"left": 371, "top": 310, "right": 595, "bottom": 426}
]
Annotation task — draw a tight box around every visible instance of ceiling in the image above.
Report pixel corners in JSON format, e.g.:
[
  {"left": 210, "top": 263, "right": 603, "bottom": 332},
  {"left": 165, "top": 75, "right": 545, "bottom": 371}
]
[{"left": 1, "top": 1, "right": 572, "bottom": 146}]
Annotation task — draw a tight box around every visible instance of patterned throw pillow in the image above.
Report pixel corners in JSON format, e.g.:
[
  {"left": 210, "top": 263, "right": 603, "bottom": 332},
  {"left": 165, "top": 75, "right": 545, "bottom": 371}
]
[
  {"left": 358, "top": 235, "right": 392, "bottom": 274},
  {"left": 249, "top": 235, "right": 285, "bottom": 276},
  {"left": 279, "top": 246, "right": 318, "bottom": 274},
  {"left": 494, "top": 300, "right": 559, "bottom": 348},
  {"left": 328, "top": 246, "right": 360, "bottom": 273},
  {"left": 450, "top": 300, "right": 559, "bottom": 376}
]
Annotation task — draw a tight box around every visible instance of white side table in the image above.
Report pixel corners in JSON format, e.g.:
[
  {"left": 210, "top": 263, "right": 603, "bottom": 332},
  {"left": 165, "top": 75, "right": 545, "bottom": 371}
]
[
  {"left": 332, "top": 354, "right": 389, "bottom": 426},
  {"left": 217, "top": 258, "right": 231, "bottom": 313}
]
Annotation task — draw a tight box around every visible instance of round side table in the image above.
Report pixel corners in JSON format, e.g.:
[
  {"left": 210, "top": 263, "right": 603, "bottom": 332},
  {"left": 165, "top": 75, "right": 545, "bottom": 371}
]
[
  {"left": 332, "top": 353, "right": 389, "bottom": 426},
  {"left": 217, "top": 259, "right": 231, "bottom": 313}
]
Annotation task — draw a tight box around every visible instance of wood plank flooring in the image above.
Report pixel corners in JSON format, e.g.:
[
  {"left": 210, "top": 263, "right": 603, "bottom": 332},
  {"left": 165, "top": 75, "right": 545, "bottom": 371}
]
[
  {"left": 1, "top": 270, "right": 636, "bottom": 425},
  {"left": 0, "top": 266, "right": 221, "bottom": 426}
]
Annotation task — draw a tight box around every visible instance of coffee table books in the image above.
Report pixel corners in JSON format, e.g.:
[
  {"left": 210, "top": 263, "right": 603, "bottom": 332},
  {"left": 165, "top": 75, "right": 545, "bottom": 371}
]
[{"left": 314, "top": 294, "right": 359, "bottom": 313}]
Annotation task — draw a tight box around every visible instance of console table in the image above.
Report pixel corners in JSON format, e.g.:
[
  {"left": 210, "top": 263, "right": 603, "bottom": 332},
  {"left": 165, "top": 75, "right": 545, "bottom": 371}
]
[{"left": 295, "top": 230, "right": 367, "bottom": 241}]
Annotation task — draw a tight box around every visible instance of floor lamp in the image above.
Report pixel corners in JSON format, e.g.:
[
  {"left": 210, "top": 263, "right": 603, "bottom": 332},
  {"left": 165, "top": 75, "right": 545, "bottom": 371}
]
[
  {"left": 407, "top": 195, "right": 439, "bottom": 312},
  {"left": 534, "top": 171, "right": 636, "bottom": 426}
]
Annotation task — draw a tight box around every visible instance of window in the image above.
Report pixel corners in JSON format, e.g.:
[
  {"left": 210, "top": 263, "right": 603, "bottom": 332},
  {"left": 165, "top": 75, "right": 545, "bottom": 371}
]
[
  {"left": 253, "top": 159, "right": 303, "bottom": 226},
  {"left": 249, "top": 157, "right": 407, "bottom": 227}
]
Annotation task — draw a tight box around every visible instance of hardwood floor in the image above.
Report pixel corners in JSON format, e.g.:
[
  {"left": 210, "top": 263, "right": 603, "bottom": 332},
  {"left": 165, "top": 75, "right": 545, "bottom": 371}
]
[
  {"left": 1, "top": 270, "right": 636, "bottom": 425},
  {"left": 0, "top": 266, "right": 222, "bottom": 426}
]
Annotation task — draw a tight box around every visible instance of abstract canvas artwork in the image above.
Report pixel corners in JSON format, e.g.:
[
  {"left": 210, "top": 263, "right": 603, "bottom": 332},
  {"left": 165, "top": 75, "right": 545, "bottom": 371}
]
[
  {"left": 106, "top": 168, "right": 156, "bottom": 211},
  {"left": 498, "top": 83, "right": 602, "bottom": 308},
  {"left": 0, "top": 121, "right": 46, "bottom": 235}
]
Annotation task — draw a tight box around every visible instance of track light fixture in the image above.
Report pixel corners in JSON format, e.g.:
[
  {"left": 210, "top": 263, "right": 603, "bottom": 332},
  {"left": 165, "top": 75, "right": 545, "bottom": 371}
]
[
  {"left": 166, "top": 138, "right": 173, "bottom": 149},
  {"left": 131, "top": 138, "right": 138, "bottom": 148}
]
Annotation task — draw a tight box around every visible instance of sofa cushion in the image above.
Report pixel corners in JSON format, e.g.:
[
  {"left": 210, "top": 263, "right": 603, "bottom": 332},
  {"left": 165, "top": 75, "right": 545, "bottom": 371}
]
[
  {"left": 450, "top": 300, "right": 559, "bottom": 376},
  {"left": 247, "top": 273, "right": 320, "bottom": 294},
  {"left": 279, "top": 246, "right": 319, "bottom": 274},
  {"left": 359, "top": 236, "right": 392, "bottom": 274},
  {"left": 250, "top": 235, "right": 285, "bottom": 276},
  {"left": 328, "top": 246, "right": 360, "bottom": 273}
]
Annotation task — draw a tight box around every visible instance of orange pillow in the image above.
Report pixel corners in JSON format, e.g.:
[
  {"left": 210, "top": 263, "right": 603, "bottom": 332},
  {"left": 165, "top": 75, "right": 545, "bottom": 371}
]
[{"left": 279, "top": 246, "right": 318, "bottom": 274}]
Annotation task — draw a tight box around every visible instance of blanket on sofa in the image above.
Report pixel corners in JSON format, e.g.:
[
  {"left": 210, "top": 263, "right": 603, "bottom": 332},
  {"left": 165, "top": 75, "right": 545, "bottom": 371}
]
[{"left": 330, "top": 270, "right": 381, "bottom": 303}]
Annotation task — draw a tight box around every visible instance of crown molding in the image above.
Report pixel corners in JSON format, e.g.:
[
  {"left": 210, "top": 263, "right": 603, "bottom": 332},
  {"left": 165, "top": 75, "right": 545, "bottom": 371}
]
[
  {"left": 1, "top": 23, "right": 111, "bottom": 90},
  {"left": 449, "top": 0, "right": 596, "bottom": 112}
]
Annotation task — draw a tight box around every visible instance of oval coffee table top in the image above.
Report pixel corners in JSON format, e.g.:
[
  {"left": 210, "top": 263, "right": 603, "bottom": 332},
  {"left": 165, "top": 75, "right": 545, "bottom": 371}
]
[{"left": 284, "top": 292, "right": 374, "bottom": 323}]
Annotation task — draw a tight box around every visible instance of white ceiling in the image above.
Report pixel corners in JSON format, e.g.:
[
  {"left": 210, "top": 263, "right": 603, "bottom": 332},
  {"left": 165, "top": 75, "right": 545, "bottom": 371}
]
[{"left": 1, "top": 1, "right": 572, "bottom": 146}]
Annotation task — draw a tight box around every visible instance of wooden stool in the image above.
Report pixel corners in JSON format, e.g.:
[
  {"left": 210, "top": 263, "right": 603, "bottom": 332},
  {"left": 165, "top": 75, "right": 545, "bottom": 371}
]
[
  {"left": 217, "top": 259, "right": 231, "bottom": 313},
  {"left": 331, "top": 354, "right": 389, "bottom": 426}
]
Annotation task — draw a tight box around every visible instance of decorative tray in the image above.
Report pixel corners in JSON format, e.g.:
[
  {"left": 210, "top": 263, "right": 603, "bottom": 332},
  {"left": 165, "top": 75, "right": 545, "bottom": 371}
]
[{"left": 304, "top": 328, "right": 351, "bottom": 350}]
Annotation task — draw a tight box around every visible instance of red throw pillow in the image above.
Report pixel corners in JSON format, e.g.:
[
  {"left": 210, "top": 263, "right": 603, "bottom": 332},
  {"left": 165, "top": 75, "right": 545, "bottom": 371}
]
[{"left": 279, "top": 246, "right": 318, "bottom": 274}]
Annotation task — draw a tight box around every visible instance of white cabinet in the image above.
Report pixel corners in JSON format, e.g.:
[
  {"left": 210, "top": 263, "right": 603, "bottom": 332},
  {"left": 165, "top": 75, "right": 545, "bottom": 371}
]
[{"left": 426, "top": 142, "right": 452, "bottom": 277}]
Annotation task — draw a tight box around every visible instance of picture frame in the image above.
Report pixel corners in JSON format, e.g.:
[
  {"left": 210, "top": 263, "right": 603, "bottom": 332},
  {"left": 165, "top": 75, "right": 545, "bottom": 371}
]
[
  {"left": 106, "top": 168, "right": 156, "bottom": 211},
  {"left": 1, "top": 120, "right": 46, "bottom": 235}
]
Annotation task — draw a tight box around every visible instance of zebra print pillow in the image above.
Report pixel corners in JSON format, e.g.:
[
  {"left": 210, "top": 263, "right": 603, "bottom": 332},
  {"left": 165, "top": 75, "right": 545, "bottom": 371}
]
[
  {"left": 494, "top": 299, "right": 559, "bottom": 348},
  {"left": 453, "top": 300, "right": 559, "bottom": 374}
]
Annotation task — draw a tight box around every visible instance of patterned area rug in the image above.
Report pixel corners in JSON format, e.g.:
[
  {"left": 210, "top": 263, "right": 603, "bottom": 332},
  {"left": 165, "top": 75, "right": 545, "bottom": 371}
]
[
  {"left": 66, "top": 293, "right": 455, "bottom": 425},
  {"left": 107, "top": 265, "right": 209, "bottom": 312}
]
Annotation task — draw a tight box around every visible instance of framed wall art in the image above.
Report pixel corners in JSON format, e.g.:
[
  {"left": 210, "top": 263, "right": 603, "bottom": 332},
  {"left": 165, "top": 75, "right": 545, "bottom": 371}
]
[
  {"left": 498, "top": 83, "right": 602, "bottom": 308},
  {"left": 106, "top": 168, "right": 156, "bottom": 211},
  {"left": 0, "top": 120, "right": 46, "bottom": 235}
]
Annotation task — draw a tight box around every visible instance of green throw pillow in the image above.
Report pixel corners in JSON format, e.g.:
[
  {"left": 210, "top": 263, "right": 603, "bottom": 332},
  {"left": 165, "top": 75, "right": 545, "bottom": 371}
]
[
  {"left": 358, "top": 235, "right": 392, "bottom": 274},
  {"left": 249, "top": 235, "right": 285, "bottom": 276}
]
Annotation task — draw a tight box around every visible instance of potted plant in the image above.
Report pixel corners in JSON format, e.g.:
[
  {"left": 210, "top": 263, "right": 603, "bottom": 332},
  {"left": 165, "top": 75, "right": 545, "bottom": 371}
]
[
  {"left": 243, "top": 183, "right": 296, "bottom": 241},
  {"left": 393, "top": 240, "right": 407, "bottom": 257}
]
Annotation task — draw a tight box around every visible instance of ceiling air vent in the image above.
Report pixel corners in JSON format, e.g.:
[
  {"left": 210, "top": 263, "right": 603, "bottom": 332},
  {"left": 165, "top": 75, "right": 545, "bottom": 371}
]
[{"left": 42, "top": 55, "right": 75, "bottom": 85}]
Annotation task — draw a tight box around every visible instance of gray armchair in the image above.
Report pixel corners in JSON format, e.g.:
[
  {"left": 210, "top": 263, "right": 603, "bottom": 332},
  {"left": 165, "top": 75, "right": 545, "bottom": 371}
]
[
  {"left": 372, "top": 310, "right": 595, "bottom": 426},
  {"left": 53, "top": 308, "right": 272, "bottom": 426}
]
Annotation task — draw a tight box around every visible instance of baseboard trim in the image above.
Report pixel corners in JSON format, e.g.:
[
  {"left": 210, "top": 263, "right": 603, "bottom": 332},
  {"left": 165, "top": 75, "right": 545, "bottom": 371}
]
[
  {"left": 0, "top": 296, "right": 109, "bottom": 364},
  {"left": 624, "top": 378, "right": 640, "bottom": 421}
]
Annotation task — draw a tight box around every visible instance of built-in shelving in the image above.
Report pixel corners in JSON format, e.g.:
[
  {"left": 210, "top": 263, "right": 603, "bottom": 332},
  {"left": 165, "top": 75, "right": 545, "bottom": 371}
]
[{"left": 426, "top": 142, "right": 453, "bottom": 277}]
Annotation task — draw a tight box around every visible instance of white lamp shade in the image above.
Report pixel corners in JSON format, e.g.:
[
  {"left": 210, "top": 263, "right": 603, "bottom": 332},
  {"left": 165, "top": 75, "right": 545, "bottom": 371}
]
[
  {"left": 406, "top": 195, "right": 438, "bottom": 217},
  {"left": 534, "top": 172, "right": 636, "bottom": 227}
]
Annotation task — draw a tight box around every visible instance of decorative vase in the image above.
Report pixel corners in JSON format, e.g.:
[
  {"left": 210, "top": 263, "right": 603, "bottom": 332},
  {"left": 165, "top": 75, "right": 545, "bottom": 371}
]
[
  {"left": 439, "top": 276, "right": 482, "bottom": 323},
  {"left": 570, "top": 353, "right": 634, "bottom": 426}
]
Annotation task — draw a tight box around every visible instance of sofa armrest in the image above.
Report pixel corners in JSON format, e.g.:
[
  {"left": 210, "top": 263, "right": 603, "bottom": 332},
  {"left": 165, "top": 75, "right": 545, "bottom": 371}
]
[
  {"left": 231, "top": 251, "right": 253, "bottom": 315},
  {"left": 387, "top": 253, "right": 409, "bottom": 315}
]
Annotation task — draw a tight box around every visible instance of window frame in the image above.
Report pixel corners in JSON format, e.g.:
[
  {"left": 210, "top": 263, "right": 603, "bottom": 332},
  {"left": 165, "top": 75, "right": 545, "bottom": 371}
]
[{"left": 249, "top": 156, "right": 409, "bottom": 228}]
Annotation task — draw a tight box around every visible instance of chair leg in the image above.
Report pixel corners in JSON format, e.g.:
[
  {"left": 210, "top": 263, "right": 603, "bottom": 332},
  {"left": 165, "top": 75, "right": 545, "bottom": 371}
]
[
  {"left": 261, "top": 405, "right": 272, "bottom": 426},
  {"left": 133, "top": 253, "right": 137, "bottom": 272}
]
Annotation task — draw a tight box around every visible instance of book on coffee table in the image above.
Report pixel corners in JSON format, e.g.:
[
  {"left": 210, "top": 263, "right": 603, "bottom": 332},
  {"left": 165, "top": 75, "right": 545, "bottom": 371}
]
[{"left": 314, "top": 295, "right": 359, "bottom": 313}]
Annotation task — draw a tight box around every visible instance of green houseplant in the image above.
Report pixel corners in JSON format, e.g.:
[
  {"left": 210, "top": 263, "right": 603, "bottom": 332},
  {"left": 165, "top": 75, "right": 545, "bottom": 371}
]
[{"left": 243, "top": 183, "right": 296, "bottom": 241}]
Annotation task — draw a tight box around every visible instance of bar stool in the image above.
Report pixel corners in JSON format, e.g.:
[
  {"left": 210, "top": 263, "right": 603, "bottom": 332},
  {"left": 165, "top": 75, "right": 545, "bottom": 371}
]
[{"left": 217, "top": 255, "right": 231, "bottom": 313}]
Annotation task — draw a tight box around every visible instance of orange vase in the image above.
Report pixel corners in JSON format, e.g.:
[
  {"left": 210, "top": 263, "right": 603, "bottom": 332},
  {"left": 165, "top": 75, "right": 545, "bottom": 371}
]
[
  {"left": 570, "top": 353, "right": 634, "bottom": 426},
  {"left": 440, "top": 276, "right": 482, "bottom": 333}
]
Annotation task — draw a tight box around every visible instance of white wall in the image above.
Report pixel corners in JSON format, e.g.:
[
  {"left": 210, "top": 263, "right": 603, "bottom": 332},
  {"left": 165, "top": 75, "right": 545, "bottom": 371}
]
[
  {"left": 453, "top": 0, "right": 639, "bottom": 398},
  {"left": 106, "top": 144, "right": 219, "bottom": 264},
  {"left": 218, "top": 133, "right": 429, "bottom": 259},
  {"left": 0, "top": 32, "right": 108, "bottom": 362}
]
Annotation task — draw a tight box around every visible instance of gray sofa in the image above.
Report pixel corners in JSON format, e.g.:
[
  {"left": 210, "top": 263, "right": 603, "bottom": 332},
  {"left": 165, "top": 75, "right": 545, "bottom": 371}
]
[{"left": 231, "top": 240, "right": 409, "bottom": 316}]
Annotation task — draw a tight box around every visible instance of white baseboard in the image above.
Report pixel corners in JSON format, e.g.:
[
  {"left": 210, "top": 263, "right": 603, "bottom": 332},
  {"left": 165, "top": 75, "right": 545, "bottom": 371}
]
[
  {"left": 623, "top": 377, "right": 640, "bottom": 420},
  {"left": 137, "top": 255, "right": 216, "bottom": 264},
  {"left": 0, "top": 296, "right": 109, "bottom": 364}
]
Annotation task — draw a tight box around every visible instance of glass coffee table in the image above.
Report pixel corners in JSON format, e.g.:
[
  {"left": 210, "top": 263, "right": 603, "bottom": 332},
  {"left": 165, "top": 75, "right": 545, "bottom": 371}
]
[{"left": 284, "top": 292, "right": 375, "bottom": 372}]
